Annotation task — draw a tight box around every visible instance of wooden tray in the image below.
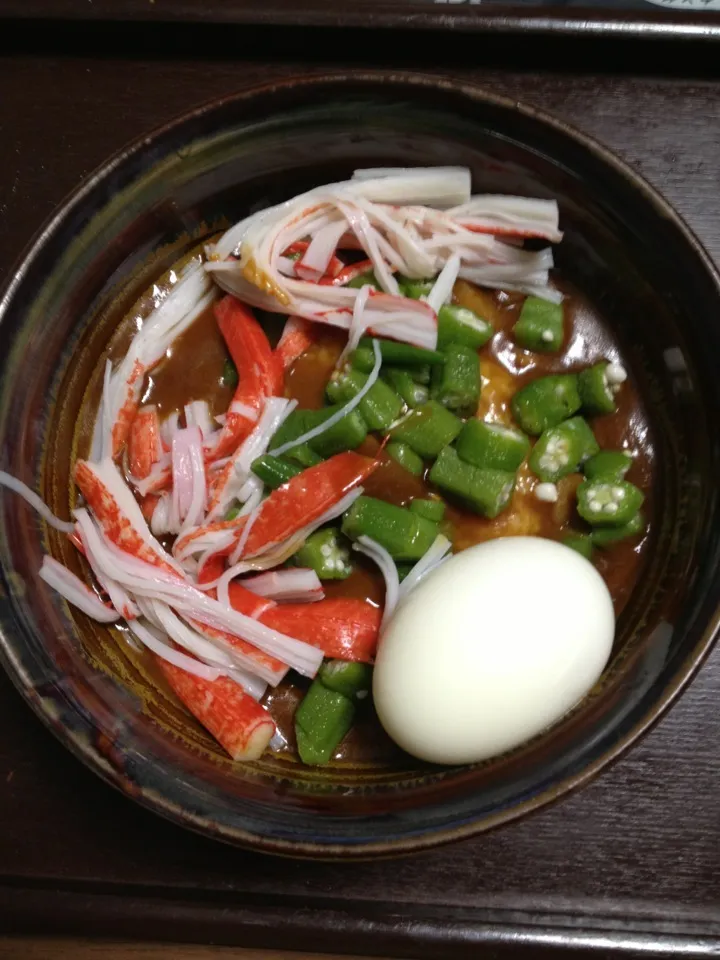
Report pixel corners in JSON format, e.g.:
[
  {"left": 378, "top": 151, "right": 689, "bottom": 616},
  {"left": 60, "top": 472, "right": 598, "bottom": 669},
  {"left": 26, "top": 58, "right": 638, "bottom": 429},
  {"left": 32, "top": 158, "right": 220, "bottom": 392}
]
[
  {"left": 0, "top": 38, "right": 720, "bottom": 957},
  {"left": 0, "top": 0, "right": 719, "bottom": 39}
]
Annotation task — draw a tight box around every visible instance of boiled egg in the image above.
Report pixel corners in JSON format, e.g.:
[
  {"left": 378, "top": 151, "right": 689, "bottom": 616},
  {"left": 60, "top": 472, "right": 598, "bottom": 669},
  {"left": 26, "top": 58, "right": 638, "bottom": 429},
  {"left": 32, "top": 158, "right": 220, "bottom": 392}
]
[{"left": 373, "top": 536, "right": 614, "bottom": 765}]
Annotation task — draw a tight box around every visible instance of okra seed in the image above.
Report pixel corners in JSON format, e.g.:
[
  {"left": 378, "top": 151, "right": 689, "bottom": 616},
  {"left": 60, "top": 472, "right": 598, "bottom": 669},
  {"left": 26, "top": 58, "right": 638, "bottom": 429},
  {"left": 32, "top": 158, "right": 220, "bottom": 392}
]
[
  {"left": 606, "top": 362, "right": 628, "bottom": 385},
  {"left": 589, "top": 501, "right": 602, "bottom": 512},
  {"left": 541, "top": 329, "right": 554, "bottom": 343},
  {"left": 320, "top": 545, "right": 333, "bottom": 558},
  {"left": 535, "top": 482, "right": 559, "bottom": 503},
  {"left": 605, "top": 502, "right": 619, "bottom": 515}
]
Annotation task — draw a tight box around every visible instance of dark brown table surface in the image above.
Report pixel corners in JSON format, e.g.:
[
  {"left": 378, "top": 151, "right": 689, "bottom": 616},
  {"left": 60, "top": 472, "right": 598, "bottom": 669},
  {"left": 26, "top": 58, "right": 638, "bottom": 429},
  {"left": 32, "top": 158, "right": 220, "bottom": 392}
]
[{"left": 1, "top": 25, "right": 720, "bottom": 959}]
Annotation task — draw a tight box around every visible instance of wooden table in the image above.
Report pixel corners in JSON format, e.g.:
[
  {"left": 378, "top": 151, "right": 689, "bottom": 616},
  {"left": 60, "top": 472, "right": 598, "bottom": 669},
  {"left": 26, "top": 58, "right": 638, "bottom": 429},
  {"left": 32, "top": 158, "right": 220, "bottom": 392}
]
[{"left": 1, "top": 22, "right": 720, "bottom": 959}]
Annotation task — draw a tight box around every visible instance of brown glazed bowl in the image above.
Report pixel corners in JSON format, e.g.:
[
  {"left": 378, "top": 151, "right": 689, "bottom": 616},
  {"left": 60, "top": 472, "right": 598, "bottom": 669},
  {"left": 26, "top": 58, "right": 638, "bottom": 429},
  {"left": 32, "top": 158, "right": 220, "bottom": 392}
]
[{"left": 0, "top": 72, "right": 719, "bottom": 859}]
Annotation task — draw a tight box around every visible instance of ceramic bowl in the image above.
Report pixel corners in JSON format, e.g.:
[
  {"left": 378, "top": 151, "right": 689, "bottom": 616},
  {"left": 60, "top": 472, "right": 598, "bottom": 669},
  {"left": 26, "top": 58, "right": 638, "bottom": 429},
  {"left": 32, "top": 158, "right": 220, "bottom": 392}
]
[{"left": 1, "top": 72, "right": 719, "bottom": 858}]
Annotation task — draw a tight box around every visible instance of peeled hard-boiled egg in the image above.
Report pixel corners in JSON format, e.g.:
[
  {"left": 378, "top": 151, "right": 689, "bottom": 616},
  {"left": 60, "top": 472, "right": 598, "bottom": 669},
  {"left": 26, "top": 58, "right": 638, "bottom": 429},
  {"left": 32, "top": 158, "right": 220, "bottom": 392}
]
[{"left": 373, "top": 536, "right": 614, "bottom": 765}]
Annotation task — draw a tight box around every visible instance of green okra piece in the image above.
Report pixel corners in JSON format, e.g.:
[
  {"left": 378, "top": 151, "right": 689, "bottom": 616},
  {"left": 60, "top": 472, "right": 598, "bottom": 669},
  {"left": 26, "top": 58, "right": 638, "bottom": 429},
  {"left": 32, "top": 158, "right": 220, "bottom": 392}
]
[
  {"left": 388, "top": 401, "right": 463, "bottom": 458},
  {"left": 271, "top": 406, "right": 367, "bottom": 458},
  {"left": 456, "top": 419, "right": 530, "bottom": 472},
  {"left": 411, "top": 363, "right": 432, "bottom": 385},
  {"left": 295, "top": 679, "right": 355, "bottom": 765},
  {"left": 511, "top": 374, "right": 582, "bottom": 436},
  {"left": 437, "top": 305, "right": 494, "bottom": 350},
  {"left": 583, "top": 450, "right": 633, "bottom": 482},
  {"left": 293, "top": 528, "right": 353, "bottom": 580},
  {"left": 577, "top": 479, "right": 645, "bottom": 527},
  {"left": 399, "top": 277, "right": 435, "bottom": 299},
  {"left": 348, "top": 347, "right": 376, "bottom": 375},
  {"left": 347, "top": 270, "right": 380, "bottom": 291},
  {"left": 431, "top": 342, "right": 481, "bottom": 417},
  {"left": 341, "top": 496, "right": 439, "bottom": 562},
  {"left": 251, "top": 454, "right": 303, "bottom": 490},
  {"left": 319, "top": 660, "right": 373, "bottom": 701},
  {"left": 221, "top": 355, "right": 239, "bottom": 390},
  {"left": 358, "top": 337, "right": 446, "bottom": 367},
  {"left": 326, "top": 367, "right": 403, "bottom": 432},
  {"left": 386, "top": 441, "right": 424, "bottom": 477},
  {"left": 591, "top": 512, "right": 645, "bottom": 547},
  {"left": 529, "top": 416, "right": 599, "bottom": 483},
  {"left": 285, "top": 443, "right": 323, "bottom": 468},
  {"left": 409, "top": 498, "right": 446, "bottom": 523},
  {"left": 578, "top": 361, "right": 617, "bottom": 416},
  {"left": 429, "top": 446, "right": 515, "bottom": 519},
  {"left": 382, "top": 367, "right": 429, "bottom": 408},
  {"left": 513, "top": 296, "right": 564, "bottom": 353},
  {"left": 562, "top": 534, "right": 594, "bottom": 560}
]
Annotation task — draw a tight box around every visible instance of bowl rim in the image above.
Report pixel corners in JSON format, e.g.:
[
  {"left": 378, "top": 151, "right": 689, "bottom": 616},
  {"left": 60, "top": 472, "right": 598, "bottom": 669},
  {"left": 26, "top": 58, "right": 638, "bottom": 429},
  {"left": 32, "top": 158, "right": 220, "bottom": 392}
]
[{"left": 1, "top": 69, "right": 720, "bottom": 859}]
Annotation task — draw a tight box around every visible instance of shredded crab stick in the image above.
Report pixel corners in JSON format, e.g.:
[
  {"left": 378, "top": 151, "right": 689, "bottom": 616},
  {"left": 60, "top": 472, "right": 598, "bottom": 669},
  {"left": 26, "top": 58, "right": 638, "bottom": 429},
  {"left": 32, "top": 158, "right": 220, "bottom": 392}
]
[
  {"left": 104, "top": 258, "right": 215, "bottom": 459},
  {"left": 352, "top": 536, "right": 399, "bottom": 629},
  {"left": 206, "top": 167, "right": 471, "bottom": 265},
  {"left": 0, "top": 471, "right": 75, "bottom": 533},
  {"left": 75, "top": 515, "right": 139, "bottom": 620},
  {"left": 206, "top": 397, "right": 294, "bottom": 521},
  {"left": 69, "top": 463, "right": 321, "bottom": 678},
  {"left": 175, "top": 450, "right": 378, "bottom": 562},
  {"left": 292, "top": 231, "right": 347, "bottom": 282},
  {"left": 74, "top": 457, "right": 183, "bottom": 577},
  {"left": 184, "top": 400, "right": 216, "bottom": 441},
  {"left": 171, "top": 426, "right": 207, "bottom": 533},
  {"left": 127, "top": 405, "right": 164, "bottom": 480},
  {"left": 260, "top": 596, "right": 382, "bottom": 664},
  {"left": 192, "top": 556, "right": 288, "bottom": 687},
  {"left": 447, "top": 195, "right": 563, "bottom": 243},
  {"left": 322, "top": 258, "right": 374, "bottom": 287},
  {"left": 237, "top": 452, "right": 378, "bottom": 561},
  {"left": 39, "top": 556, "right": 120, "bottom": 623},
  {"left": 243, "top": 568, "right": 324, "bottom": 603},
  {"left": 71, "top": 507, "right": 322, "bottom": 678},
  {"left": 206, "top": 168, "right": 561, "bottom": 337},
  {"left": 207, "top": 296, "right": 284, "bottom": 462},
  {"left": 158, "top": 661, "right": 276, "bottom": 761},
  {"left": 275, "top": 316, "right": 318, "bottom": 369},
  {"left": 398, "top": 535, "right": 453, "bottom": 600}
]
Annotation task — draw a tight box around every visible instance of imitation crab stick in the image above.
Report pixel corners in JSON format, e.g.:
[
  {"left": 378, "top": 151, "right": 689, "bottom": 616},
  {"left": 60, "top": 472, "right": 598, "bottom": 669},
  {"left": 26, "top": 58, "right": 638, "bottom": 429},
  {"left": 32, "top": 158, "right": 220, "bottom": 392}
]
[
  {"left": 222, "top": 579, "right": 380, "bottom": 665},
  {"left": 261, "top": 598, "right": 381, "bottom": 664},
  {"left": 285, "top": 240, "right": 344, "bottom": 282},
  {"left": 238, "top": 451, "right": 378, "bottom": 560},
  {"left": 324, "top": 259, "right": 375, "bottom": 287},
  {"left": 158, "top": 660, "right": 276, "bottom": 761},
  {"left": 275, "top": 316, "right": 317, "bottom": 369},
  {"left": 175, "top": 451, "right": 378, "bottom": 561},
  {"left": 128, "top": 405, "right": 164, "bottom": 480},
  {"left": 74, "top": 458, "right": 180, "bottom": 577},
  {"left": 207, "top": 296, "right": 284, "bottom": 461},
  {"left": 193, "top": 557, "right": 287, "bottom": 686}
]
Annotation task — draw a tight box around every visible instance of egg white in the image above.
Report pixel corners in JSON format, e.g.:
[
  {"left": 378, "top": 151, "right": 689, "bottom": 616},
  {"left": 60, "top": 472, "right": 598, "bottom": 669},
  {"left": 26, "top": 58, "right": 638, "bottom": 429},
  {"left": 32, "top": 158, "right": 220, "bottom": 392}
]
[{"left": 373, "top": 536, "right": 614, "bottom": 765}]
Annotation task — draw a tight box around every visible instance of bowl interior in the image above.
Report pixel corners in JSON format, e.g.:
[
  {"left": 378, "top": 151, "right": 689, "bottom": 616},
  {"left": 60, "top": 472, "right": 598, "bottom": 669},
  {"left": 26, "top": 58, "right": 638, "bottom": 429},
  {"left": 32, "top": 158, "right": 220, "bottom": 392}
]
[{"left": 1, "top": 74, "right": 719, "bottom": 857}]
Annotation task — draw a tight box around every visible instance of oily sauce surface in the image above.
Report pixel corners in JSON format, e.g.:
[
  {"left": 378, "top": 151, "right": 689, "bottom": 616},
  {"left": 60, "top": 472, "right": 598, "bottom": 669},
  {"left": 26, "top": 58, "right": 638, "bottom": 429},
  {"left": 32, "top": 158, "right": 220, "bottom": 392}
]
[
  {"left": 142, "top": 303, "right": 235, "bottom": 418},
  {"left": 145, "top": 281, "right": 654, "bottom": 760}
]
